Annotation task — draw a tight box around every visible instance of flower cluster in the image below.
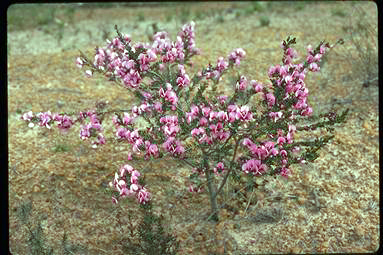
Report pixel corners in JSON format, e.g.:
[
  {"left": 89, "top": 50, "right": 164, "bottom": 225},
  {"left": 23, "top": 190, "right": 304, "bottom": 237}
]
[
  {"left": 110, "top": 164, "right": 150, "bottom": 204},
  {"left": 21, "top": 22, "right": 347, "bottom": 213},
  {"left": 21, "top": 111, "right": 74, "bottom": 133}
]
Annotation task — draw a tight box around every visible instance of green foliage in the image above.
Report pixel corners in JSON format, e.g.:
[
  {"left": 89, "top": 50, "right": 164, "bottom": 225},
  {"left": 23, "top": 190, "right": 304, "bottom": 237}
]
[
  {"left": 15, "top": 200, "right": 88, "bottom": 254},
  {"left": 137, "top": 12, "right": 145, "bottom": 22},
  {"left": 342, "top": 4, "right": 378, "bottom": 87},
  {"left": 16, "top": 200, "right": 53, "bottom": 255},
  {"left": 259, "top": 15, "right": 270, "bottom": 27},
  {"left": 166, "top": 14, "right": 173, "bottom": 22},
  {"left": 52, "top": 143, "right": 71, "bottom": 153},
  {"left": 180, "top": 8, "right": 190, "bottom": 24},
  {"left": 121, "top": 203, "right": 180, "bottom": 255},
  {"left": 331, "top": 9, "right": 347, "bottom": 17},
  {"left": 251, "top": 2, "right": 265, "bottom": 12},
  {"left": 216, "top": 15, "right": 225, "bottom": 23}
]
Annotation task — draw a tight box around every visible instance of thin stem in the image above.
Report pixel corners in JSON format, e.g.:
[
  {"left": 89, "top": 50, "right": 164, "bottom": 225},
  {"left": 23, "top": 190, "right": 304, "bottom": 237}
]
[
  {"left": 202, "top": 149, "right": 219, "bottom": 221},
  {"left": 146, "top": 70, "right": 165, "bottom": 83},
  {"left": 213, "top": 137, "right": 240, "bottom": 200}
]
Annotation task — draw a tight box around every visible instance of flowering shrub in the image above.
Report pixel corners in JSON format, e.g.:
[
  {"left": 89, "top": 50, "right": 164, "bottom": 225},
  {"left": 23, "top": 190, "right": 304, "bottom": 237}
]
[{"left": 21, "top": 21, "right": 348, "bottom": 221}]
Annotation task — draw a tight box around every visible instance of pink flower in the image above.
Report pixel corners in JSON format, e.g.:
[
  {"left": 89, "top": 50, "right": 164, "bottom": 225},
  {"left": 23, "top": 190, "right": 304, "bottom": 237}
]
[
  {"left": 85, "top": 70, "right": 93, "bottom": 78},
  {"left": 269, "top": 111, "right": 283, "bottom": 122},
  {"left": 199, "top": 117, "right": 208, "bottom": 126},
  {"left": 216, "top": 57, "right": 228, "bottom": 72},
  {"left": 116, "top": 127, "right": 130, "bottom": 140},
  {"left": 280, "top": 167, "right": 291, "bottom": 179},
  {"left": 165, "top": 90, "right": 178, "bottom": 105},
  {"left": 120, "top": 164, "right": 134, "bottom": 177},
  {"left": 76, "top": 57, "right": 84, "bottom": 68},
  {"left": 37, "top": 111, "right": 53, "bottom": 129},
  {"left": 21, "top": 111, "right": 34, "bottom": 121},
  {"left": 243, "top": 138, "right": 254, "bottom": 147},
  {"left": 148, "top": 144, "right": 159, "bottom": 157},
  {"left": 301, "top": 107, "right": 313, "bottom": 116},
  {"left": 309, "top": 63, "right": 320, "bottom": 72},
  {"left": 214, "top": 162, "right": 225, "bottom": 176},
  {"left": 277, "top": 137, "right": 286, "bottom": 146},
  {"left": 201, "top": 106, "right": 211, "bottom": 117},
  {"left": 123, "top": 113, "right": 134, "bottom": 126},
  {"left": 130, "top": 170, "right": 141, "bottom": 184},
  {"left": 236, "top": 105, "right": 253, "bottom": 121},
  {"left": 130, "top": 183, "right": 139, "bottom": 193},
  {"left": 236, "top": 76, "right": 248, "bottom": 91},
  {"left": 266, "top": 93, "right": 276, "bottom": 107},
  {"left": 216, "top": 111, "right": 228, "bottom": 122},
  {"left": 228, "top": 48, "right": 246, "bottom": 66},
  {"left": 251, "top": 80, "right": 263, "bottom": 93},
  {"left": 191, "top": 127, "right": 205, "bottom": 137},
  {"left": 163, "top": 137, "right": 185, "bottom": 156},
  {"left": 54, "top": 114, "right": 73, "bottom": 130},
  {"left": 137, "top": 187, "right": 150, "bottom": 204},
  {"left": 190, "top": 105, "right": 199, "bottom": 116},
  {"left": 242, "top": 159, "right": 267, "bottom": 176}
]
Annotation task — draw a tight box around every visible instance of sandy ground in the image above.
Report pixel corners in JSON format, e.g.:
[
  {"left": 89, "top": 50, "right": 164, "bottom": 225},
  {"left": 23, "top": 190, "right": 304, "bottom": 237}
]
[{"left": 8, "top": 2, "right": 379, "bottom": 254}]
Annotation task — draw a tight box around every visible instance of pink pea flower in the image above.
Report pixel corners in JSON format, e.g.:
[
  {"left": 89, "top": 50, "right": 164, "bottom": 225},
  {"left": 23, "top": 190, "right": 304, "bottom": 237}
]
[
  {"left": 163, "top": 124, "right": 180, "bottom": 137},
  {"left": 137, "top": 187, "right": 150, "bottom": 204},
  {"left": 148, "top": 144, "right": 159, "bottom": 157},
  {"left": 236, "top": 76, "right": 248, "bottom": 91},
  {"left": 266, "top": 93, "right": 275, "bottom": 107},
  {"left": 216, "top": 57, "right": 229, "bottom": 72},
  {"left": 214, "top": 162, "right": 225, "bottom": 176},
  {"left": 79, "top": 124, "right": 91, "bottom": 140},
  {"left": 277, "top": 137, "right": 286, "bottom": 146},
  {"left": 309, "top": 62, "right": 320, "bottom": 72},
  {"left": 85, "top": 70, "right": 93, "bottom": 78},
  {"left": 165, "top": 90, "right": 178, "bottom": 105},
  {"left": 242, "top": 159, "right": 267, "bottom": 176},
  {"left": 133, "top": 138, "right": 144, "bottom": 153},
  {"left": 216, "top": 111, "right": 228, "bottom": 122},
  {"left": 280, "top": 167, "right": 291, "bottom": 179},
  {"left": 269, "top": 111, "right": 283, "bottom": 122},
  {"left": 163, "top": 137, "right": 185, "bottom": 156},
  {"left": 76, "top": 57, "right": 84, "bottom": 68},
  {"left": 301, "top": 107, "right": 313, "bottom": 116},
  {"left": 153, "top": 101, "right": 163, "bottom": 113},
  {"left": 217, "top": 95, "right": 228, "bottom": 104},
  {"left": 228, "top": 111, "right": 237, "bottom": 123},
  {"left": 251, "top": 80, "right": 263, "bottom": 93},
  {"left": 280, "top": 150, "right": 288, "bottom": 158},
  {"left": 236, "top": 105, "right": 253, "bottom": 121},
  {"left": 37, "top": 111, "right": 53, "bottom": 129},
  {"left": 199, "top": 117, "right": 208, "bottom": 127},
  {"left": 191, "top": 127, "right": 205, "bottom": 137},
  {"left": 201, "top": 106, "right": 211, "bottom": 117},
  {"left": 120, "top": 164, "right": 134, "bottom": 177},
  {"left": 21, "top": 111, "right": 34, "bottom": 121},
  {"left": 116, "top": 127, "right": 130, "bottom": 140},
  {"left": 130, "top": 170, "right": 141, "bottom": 184},
  {"left": 130, "top": 183, "right": 139, "bottom": 193},
  {"left": 176, "top": 75, "right": 190, "bottom": 87},
  {"left": 190, "top": 105, "right": 199, "bottom": 116},
  {"left": 54, "top": 114, "right": 73, "bottom": 130},
  {"left": 228, "top": 48, "right": 246, "bottom": 66},
  {"left": 95, "top": 133, "right": 106, "bottom": 146},
  {"left": 243, "top": 138, "right": 254, "bottom": 147},
  {"left": 123, "top": 113, "right": 134, "bottom": 126}
]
